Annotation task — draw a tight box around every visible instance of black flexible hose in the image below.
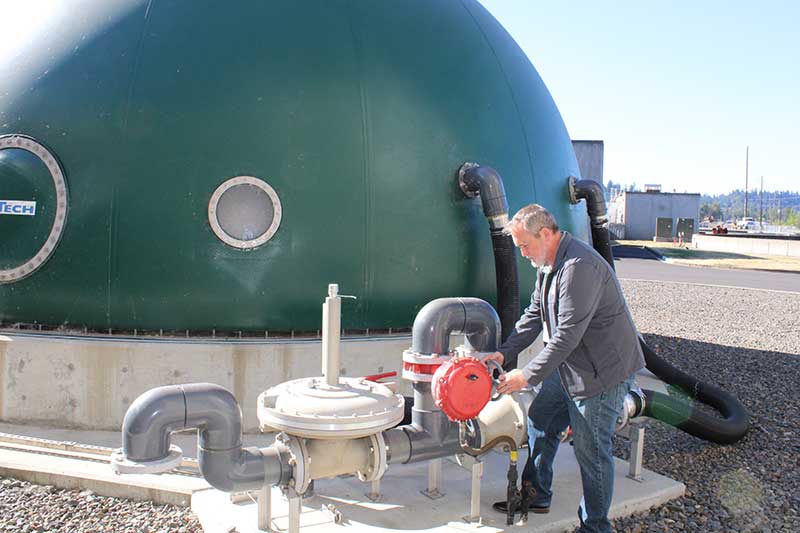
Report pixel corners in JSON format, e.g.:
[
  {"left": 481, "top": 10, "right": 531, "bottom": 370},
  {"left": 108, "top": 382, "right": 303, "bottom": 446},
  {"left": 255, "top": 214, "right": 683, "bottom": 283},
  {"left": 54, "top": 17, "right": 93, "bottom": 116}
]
[
  {"left": 640, "top": 389, "right": 747, "bottom": 445},
  {"left": 491, "top": 229, "right": 520, "bottom": 348},
  {"left": 639, "top": 342, "right": 749, "bottom": 444}
]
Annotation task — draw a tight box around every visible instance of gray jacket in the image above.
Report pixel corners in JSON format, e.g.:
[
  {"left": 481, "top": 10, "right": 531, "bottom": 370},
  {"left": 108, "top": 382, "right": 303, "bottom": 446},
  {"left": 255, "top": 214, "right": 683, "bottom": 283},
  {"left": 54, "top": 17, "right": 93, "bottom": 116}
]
[{"left": 499, "top": 232, "right": 645, "bottom": 400}]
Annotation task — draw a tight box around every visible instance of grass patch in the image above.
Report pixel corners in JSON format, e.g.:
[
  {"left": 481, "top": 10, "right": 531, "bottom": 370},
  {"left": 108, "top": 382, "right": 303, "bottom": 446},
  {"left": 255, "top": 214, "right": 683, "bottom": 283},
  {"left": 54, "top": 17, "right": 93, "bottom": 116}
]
[{"left": 612, "top": 240, "right": 800, "bottom": 273}]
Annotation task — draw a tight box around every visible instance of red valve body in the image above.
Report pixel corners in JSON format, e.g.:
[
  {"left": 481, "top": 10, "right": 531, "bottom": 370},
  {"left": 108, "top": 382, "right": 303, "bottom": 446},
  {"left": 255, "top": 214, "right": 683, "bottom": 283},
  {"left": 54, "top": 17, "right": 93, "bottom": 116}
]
[{"left": 431, "top": 357, "right": 492, "bottom": 421}]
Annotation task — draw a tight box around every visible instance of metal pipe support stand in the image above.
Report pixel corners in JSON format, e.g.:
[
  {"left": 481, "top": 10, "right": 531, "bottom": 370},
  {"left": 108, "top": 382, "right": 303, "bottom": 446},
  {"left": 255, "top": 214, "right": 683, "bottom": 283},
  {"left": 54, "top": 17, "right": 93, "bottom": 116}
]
[
  {"left": 464, "top": 460, "right": 483, "bottom": 524},
  {"left": 288, "top": 494, "right": 302, "bottom": 533},
  {"left": 257, "top": 485, "right": 273, "bottom": 532},
  {"left": 421, "top": 458, "right": 445, "bottom": 499},
  {"left": 366, "top": 479, "right": 381, "bottom": 502},
  {"left": 626, "top": 422, "right": 646, "bottom": 482}
]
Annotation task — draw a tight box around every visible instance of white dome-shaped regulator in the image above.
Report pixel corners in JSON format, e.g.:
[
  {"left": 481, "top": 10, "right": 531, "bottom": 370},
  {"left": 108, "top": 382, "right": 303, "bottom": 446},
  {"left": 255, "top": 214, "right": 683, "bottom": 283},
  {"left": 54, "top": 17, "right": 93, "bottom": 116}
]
[{"left": 257, "top": 284, "right": 404, "bottom": 439}]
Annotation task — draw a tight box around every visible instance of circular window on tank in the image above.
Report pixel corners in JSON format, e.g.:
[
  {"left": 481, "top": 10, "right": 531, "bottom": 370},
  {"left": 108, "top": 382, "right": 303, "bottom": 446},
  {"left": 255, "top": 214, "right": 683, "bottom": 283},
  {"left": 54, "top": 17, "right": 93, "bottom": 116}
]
[
  {"left": 0, "top": 135, "right": 69, "bottom": 284},
  {"left": 208, "top": 176, "right": 282, "bottom": 249}
]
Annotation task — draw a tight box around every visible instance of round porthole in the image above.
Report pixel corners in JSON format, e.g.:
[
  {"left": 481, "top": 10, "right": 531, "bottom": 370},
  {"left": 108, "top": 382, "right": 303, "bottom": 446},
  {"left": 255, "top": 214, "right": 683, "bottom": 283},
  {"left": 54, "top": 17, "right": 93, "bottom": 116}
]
[
  {"left": 0, "top": 135, "right": 68, "bottom": 283},
  {"left": 208, "top": 176, "right": 282, "bottom": 249}
]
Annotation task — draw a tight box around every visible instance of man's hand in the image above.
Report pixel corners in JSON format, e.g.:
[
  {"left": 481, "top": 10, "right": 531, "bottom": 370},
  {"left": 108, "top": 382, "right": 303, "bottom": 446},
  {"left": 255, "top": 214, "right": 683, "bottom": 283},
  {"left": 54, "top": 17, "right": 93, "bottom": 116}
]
[
  {"left": 496, "top": 369, "right": 528, "bottom": 394},
  {"left": 481, "top": 351, "right": 504, "bottom": 366}
]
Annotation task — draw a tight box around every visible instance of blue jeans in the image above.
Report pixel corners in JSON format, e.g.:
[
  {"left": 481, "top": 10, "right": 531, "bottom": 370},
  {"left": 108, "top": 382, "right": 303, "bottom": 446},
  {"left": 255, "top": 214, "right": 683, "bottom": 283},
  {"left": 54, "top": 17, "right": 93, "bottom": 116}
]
[{"left": 522, "top": 372, "right": 635, "bottom": 533}]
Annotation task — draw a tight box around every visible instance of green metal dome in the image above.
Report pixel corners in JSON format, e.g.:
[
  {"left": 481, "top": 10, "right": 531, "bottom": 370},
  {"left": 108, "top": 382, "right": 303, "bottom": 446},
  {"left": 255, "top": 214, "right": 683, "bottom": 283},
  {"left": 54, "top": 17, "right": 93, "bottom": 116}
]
[{"left": 0, "top": 0, "right": 587, "bottom": 333}]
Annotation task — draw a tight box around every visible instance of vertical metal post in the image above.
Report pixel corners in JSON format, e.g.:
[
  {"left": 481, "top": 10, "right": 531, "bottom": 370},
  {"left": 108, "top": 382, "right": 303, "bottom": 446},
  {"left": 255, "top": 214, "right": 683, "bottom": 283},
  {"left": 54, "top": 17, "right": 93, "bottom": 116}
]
[
  {"left": 468, "top": 461, "right": 483, "bottom": 522},
  {"left": 744, "top": 145, "right": 749, "bottom": 218},
  {"left": 257, "top": 485, "right": 272, "bottom": 532},
  {"left": 288, "top": 494, "right": 302, "bottom": 533},
  {"left": 366, "top": 479, "right": 381, "bottom": 501},
  {"left": 627, "top": 424, "right": 645, "bottom": 481},
  {"left": 422, "top": 458, "right": 444, "bottom": 499},
  {"left": 322, "top": 284, "right": 341, "bottom": 386}
]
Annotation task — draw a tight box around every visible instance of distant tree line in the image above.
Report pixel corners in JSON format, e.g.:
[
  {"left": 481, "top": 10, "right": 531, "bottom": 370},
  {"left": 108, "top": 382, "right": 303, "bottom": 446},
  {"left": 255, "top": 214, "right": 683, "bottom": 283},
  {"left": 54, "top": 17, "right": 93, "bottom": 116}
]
[{"left": 700, "top": 190, "right": 800, "bottom": 227}]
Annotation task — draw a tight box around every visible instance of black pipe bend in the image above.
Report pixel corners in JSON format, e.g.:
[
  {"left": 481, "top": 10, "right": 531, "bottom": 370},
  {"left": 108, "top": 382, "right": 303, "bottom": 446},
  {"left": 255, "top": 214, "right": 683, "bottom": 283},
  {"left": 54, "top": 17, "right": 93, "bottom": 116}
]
[
  {"left": 457, "top": 163, "right": 519, "bottom": 348},
  {"left": 569, "top": 177, "right": 615, "bottom": 269}
]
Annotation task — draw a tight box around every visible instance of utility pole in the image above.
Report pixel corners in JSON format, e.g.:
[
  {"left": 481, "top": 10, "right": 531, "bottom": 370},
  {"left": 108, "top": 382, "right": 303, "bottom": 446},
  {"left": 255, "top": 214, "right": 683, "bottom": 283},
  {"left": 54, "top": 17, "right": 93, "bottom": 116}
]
[
  {"left": 744, "top": 146, "right": 749, "bottom": 219},
  {"left": 759, "top": 176, "right": 764, "bottom": 230}
]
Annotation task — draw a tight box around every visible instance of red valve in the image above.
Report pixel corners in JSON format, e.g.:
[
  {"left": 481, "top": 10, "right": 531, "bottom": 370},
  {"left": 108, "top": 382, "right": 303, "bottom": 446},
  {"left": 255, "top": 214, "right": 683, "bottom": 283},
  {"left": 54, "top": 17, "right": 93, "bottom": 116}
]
[{"left": 431, "top": 357, "right": 492, "bottom": 421}]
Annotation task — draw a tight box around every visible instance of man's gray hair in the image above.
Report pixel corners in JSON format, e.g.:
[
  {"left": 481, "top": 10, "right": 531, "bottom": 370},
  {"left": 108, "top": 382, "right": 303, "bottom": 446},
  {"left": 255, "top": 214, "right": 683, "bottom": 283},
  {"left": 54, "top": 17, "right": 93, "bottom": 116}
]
[{"left": 504, "top": 204, "right": 559, "bottom": 236}]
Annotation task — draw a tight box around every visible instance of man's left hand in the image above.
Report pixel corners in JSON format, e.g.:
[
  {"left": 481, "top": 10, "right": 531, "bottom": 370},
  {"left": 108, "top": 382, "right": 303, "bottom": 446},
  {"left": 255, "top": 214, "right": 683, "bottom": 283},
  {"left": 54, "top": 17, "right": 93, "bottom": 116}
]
[{"left": 497, "top": 369, "right": 528, "bottom": 394}]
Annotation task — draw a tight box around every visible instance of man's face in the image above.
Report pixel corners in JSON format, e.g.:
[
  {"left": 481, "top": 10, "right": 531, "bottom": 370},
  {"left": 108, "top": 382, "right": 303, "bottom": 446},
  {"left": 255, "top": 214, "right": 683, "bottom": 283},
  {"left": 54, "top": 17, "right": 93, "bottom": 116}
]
[{"left": 510, "top": 225, "right": 549, "bottom": 268}]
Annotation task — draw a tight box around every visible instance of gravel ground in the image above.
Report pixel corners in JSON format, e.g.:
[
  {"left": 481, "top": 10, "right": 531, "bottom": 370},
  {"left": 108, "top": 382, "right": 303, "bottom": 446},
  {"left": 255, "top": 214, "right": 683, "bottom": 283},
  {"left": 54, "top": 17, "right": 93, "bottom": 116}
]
[
  {"left": 608, "top": 279, "right": 800, "bottom": 533},
  {"left": 0, "top": 278, "right": 798, "bottom": 532},
  {"left": 0, "top": 480, "right": 202, "bottom": 532}
]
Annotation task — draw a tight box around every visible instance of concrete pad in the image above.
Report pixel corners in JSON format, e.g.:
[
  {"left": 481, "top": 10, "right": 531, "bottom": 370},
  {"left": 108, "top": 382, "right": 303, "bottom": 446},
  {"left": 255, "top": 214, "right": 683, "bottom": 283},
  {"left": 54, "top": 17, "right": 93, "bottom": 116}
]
[
  {"left": 192, "top": 446, "right": 685, "bottom": 533},
  {"left": 0, "top": 422, "right": 277, "bottom": 459},
  {"left": 0, "top": 422, "right": 281, "bottom": 506},
  {"left": 0, "top": 444, "right": 209, "bottom": 506}
]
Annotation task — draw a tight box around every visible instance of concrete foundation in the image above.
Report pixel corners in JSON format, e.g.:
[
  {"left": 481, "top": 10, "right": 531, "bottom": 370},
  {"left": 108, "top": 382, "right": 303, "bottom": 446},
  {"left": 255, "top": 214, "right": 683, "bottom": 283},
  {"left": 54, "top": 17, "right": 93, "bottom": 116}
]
[
  {"left": 192, "top": 446, "right": 684, "bottom": 533},
  {"left": 0, "top": 333, "right": 543, "bottom": 432},
  {"left": 0, "top": 333, "right": 418, "bottom": 432}
]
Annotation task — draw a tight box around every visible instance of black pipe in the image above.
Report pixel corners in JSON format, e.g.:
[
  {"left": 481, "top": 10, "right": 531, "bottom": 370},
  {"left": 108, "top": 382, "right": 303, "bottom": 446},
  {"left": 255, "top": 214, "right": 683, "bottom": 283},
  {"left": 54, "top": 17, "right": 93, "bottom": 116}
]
[
  {"left": 569, "top": 177, "right": 749, "bottom": 444},
  {"left": 569, "top": 177, "right": 615, "bottom": 270},
  {"left": 458, "top": 163, "right": 519, "bottom": 346}
]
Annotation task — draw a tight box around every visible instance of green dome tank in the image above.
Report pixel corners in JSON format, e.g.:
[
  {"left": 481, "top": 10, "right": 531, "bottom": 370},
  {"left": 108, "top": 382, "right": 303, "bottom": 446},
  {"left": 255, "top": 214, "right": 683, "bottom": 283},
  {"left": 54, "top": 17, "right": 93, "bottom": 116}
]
[{"left": 0, "top": 0, "right": 587, "bottom": 333}]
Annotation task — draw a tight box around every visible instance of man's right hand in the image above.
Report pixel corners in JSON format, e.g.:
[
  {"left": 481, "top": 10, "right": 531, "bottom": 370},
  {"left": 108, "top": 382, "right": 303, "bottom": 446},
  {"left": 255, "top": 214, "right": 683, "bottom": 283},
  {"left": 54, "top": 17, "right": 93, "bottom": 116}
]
[{"left": 481, "top": 351, "right": 504, "bottom": 366}]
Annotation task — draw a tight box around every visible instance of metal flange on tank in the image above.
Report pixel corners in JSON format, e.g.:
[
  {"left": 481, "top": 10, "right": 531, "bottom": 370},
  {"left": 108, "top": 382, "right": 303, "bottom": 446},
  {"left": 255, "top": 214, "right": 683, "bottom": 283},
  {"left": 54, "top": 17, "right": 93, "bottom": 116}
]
[{"left": 257, "top": 284, "right": 404, "bottom": 495}]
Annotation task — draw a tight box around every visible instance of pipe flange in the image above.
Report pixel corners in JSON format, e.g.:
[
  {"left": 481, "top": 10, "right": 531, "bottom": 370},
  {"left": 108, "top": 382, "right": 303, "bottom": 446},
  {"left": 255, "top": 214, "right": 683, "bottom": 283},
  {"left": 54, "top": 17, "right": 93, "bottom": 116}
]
[
  {"left": 628, "top": 387, "right": 646, "bottom": 417},
  {"left": 616, "top": 388, "right": 647, "bottom": 432},
  {"left": 402, "top": 349, "right": 452, "bottom": 365},
  {"left": 283, "top": 434, "right": 312, "bottom": 496},
  {"left": 402, "top": 349, "right": 452, "bottom": 382},
  {"left": 567, "top": 176, "right": 579, "bottom": 204},
  {"left": 358, "top": 432, "right": 388, "bottom": 482},
  {"left": 110, "top": 444, "right": 183, "bottom": 475},
  {"left": 458, "top": 162, "right": 481, "bottom": 198}
]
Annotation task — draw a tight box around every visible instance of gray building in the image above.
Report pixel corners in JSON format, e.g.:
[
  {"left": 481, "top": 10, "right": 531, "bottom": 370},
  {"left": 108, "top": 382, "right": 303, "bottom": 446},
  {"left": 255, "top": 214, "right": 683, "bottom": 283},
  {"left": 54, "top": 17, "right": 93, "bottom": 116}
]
[
  {"left": 572, "top": 140, "right": 604, "bottom": 183},
  {"left": 610, "top": 190, "right": 701, "bottom": 241}
]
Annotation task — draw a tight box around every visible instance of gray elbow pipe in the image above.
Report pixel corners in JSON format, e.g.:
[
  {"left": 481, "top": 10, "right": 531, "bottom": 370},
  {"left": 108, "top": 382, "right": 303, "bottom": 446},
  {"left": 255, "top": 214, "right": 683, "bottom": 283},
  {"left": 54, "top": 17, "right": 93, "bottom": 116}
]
[
  {"left": 458, "top": 163, "right": 509, "bottom": 228},
  {"left": 121, "top": 383, "right": 288, "bottom": 492},
  {"left": 122, "top": 384, "right": 188, "bottom": 463},
  {"left": 391, "top": 297, "right": 501, "bottom": 465},
  {"left": 410, "top": 297, "right": 501, "bottom": 355}
]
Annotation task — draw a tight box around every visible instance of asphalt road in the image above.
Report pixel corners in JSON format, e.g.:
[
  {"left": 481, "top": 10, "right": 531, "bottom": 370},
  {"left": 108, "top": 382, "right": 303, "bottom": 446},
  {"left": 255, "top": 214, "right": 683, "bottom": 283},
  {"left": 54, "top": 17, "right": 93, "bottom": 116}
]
[{"left": 614, "top": 257, "right": 800, "bottom": 293}]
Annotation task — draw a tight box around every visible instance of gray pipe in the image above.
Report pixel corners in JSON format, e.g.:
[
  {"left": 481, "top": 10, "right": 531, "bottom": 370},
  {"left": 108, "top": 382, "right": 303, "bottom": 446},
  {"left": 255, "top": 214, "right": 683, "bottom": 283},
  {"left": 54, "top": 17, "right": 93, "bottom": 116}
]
[
  {"left": 388, "top": 298, "right": 501, "bottom": 465},
  {"left": 410, "top": 297, "right": 500, "bottom": 355},
  {"left": 121, "top": 383, "right": 289, "bottom": 492}
]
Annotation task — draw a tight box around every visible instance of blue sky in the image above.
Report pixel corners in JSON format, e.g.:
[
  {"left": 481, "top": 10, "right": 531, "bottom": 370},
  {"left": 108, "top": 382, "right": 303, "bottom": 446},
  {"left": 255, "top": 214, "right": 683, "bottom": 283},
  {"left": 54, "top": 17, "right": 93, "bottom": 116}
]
[{"left": 478, "top": 1, "right": 799, "bottom": 195}]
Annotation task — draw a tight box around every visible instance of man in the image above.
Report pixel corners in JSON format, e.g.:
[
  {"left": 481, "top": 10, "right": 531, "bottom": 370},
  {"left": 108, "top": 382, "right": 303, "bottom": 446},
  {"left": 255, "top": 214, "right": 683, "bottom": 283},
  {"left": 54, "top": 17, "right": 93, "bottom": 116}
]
[{"left": 483, "top": 204, "right": 644, "bottom": 533}]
